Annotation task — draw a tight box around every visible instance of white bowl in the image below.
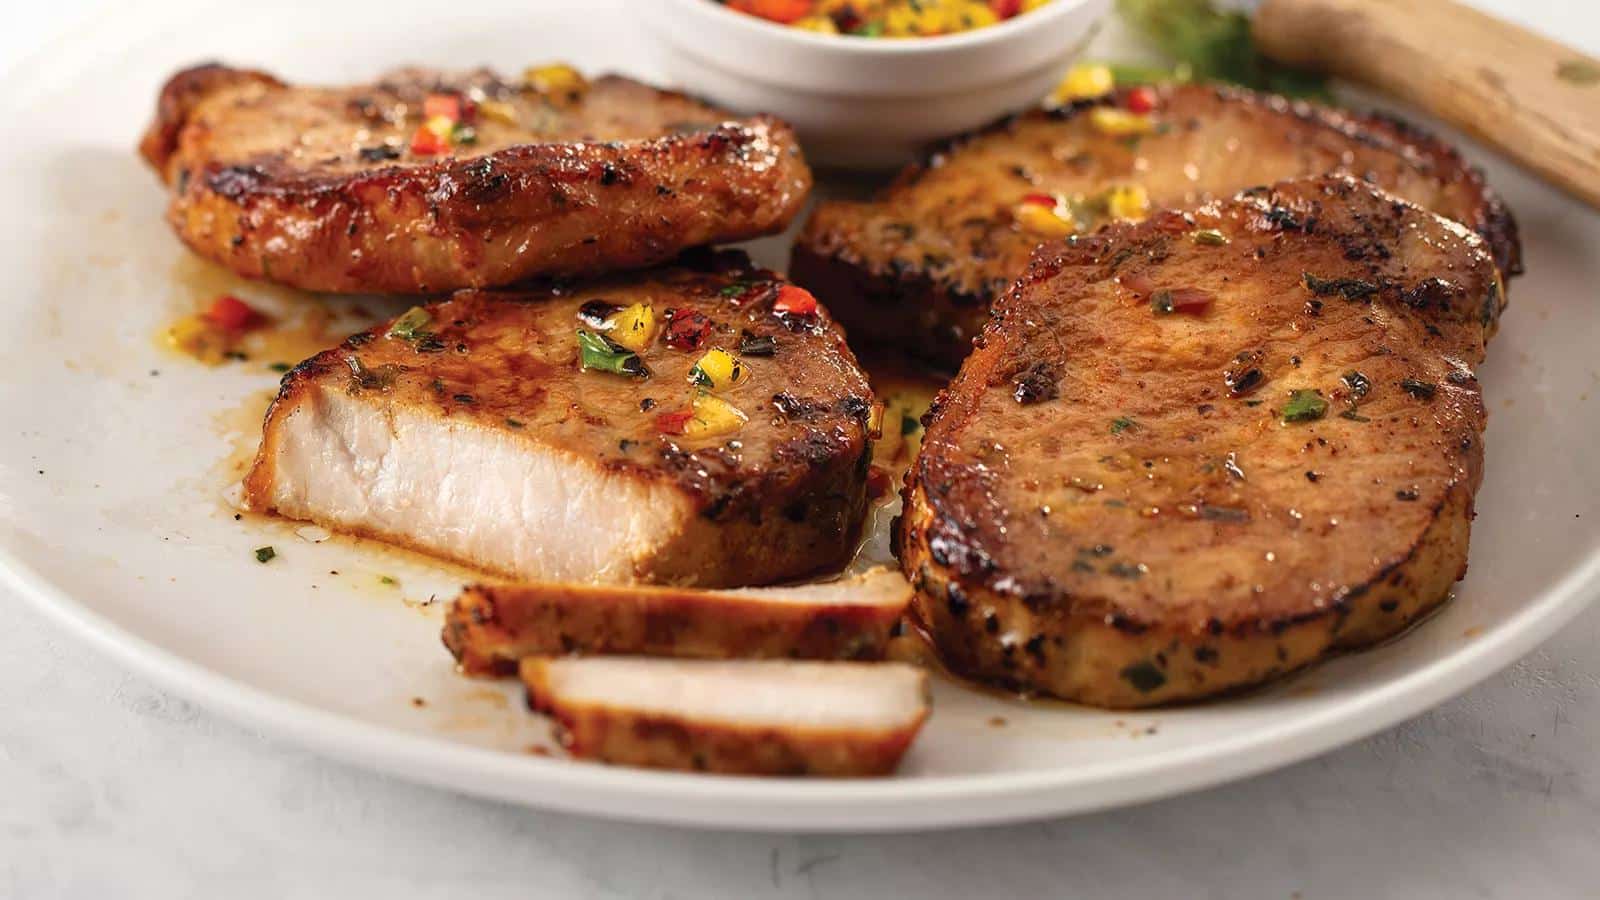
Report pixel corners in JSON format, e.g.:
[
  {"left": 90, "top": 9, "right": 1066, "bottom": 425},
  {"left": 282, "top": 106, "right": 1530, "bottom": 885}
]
[{"left": 639, "top": 0, "right": 1112, "bottom": 169}]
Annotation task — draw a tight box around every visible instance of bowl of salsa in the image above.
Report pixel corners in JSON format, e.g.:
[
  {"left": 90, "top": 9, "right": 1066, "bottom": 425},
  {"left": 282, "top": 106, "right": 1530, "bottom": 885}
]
[{"left": 640, "top": 0, "right": 1110, "bottom": 168}]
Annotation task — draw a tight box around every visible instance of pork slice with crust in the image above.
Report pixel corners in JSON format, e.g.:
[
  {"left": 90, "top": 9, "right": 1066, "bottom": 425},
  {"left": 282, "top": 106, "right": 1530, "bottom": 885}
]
[{"left": 244, "top": 252, "right": 872, "bottom": 587}]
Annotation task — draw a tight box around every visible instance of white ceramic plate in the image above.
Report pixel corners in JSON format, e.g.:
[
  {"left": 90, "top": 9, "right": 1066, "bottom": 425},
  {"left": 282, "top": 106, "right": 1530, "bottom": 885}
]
[{"left": 4, "top": 0, "right": 1598, "bottom": 832}]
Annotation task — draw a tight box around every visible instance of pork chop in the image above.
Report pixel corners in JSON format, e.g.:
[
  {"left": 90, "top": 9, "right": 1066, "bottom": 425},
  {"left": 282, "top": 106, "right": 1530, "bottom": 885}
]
[
  {"left": 898, "top": 176, "right": 1501, "bottom": 707},
  {"left": 140, "top": 63, "right": 812, "bottom": 293},
  {"left": 792, "top": 83, "right": 1519, "bottom": 370},
  {"left": 444, "top": 567, "right": 911, "bottom": 675},
  {"left": 244, "top": 252, "right": 873, "bottom": 587},
  {"left": 522, "top": 657, "right": 929, "bottom": 775}
]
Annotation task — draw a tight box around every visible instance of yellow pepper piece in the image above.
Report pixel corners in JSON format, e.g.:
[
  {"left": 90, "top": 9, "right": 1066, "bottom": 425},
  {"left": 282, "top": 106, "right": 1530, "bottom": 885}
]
[
  {"left": 604, "top": 303, "right": 659, "bottom": 353},
  {"left": 1015, "top": 200, "right": 1076, "bottom": 238},
  {"left": 1022, "top": 0, "right": 1051, "bottom": 9},
  {"left": 688, "top": 347, "right": 749, "bottom": 391},
  {"left": 477, "top": 99, "right": 518, "bottom": 125},
  {"left": 164, "top": 315, "right": 228, "bottom": 365},
  {"left": 1051, "top": 64, "right": 1115, "bottom": 105},
  {"left": 948, "top": 2, "right": 999, "bottom": 31},
  {"left": 685, "top": 393, "right": 747, "bottom": 438},
  {"left": 883, "top": 4, "right": 948, "bottom": 36},
  {"left": 1104, "top": 184, "right": 1150, "bottom": 222},
  {"left": 423, "top": 114, "right": 456, "bottom": 140},
  {"left": 793, "top": 14, "right": 840, "bottom": 33},
  {"left": 525, "top": 64, "right": 588, "bottom": 96},
  {"left": 1090, "top": 107, "right": 1156, "bottom": 137}
]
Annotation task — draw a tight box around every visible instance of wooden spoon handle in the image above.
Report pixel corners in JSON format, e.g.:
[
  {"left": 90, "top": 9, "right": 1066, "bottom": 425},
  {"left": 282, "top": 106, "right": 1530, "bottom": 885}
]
[{"left": 1254, "top": 0, "right": 1600, "bottom": 210}]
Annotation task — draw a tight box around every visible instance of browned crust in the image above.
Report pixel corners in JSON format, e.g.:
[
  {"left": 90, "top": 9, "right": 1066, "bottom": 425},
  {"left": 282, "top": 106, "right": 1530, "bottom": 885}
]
[
  {"left": 443, "top": 575, "right": 908, "bottom": 676},
  {"left": 896, "top": 176, "right": 1493, "bottom": 707},
  {"left": 143, "top": 65, "right": 813, "bottom": 293},
  {"left": 793, "top": 84, "right": 1520, "bottom": 372},
  {"left": 521, "top": 660, "right": 927, "bottom": 776},
  {"left": 138, "top": 63, "right": 283, "bottom": 174}
]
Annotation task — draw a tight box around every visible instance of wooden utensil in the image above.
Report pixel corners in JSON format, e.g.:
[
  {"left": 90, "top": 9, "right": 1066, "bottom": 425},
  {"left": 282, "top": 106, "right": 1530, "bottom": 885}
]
[{"left": 1255, "top": 0, "right": 1600, "bottom": 210}]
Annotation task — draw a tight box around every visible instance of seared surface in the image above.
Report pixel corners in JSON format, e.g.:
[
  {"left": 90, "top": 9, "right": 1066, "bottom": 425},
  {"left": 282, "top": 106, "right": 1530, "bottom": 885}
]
[
  {"left": 445, "top": 568, "right": 911, "bottom": 675},
  {"left": 245, "top": 252, "right": 872, "bottom": 586},
  {"left": 794, "top": 84, "right": 1519, "bottom": 370},
  {"left": 141, "top": 64, "right": 812, "bottom": 293},
  {"left": 522, "top": 658, "right": 930, "bottom": 776},
  {"left": 899, "top": 176, "right": 1500, "bottom": 707}
]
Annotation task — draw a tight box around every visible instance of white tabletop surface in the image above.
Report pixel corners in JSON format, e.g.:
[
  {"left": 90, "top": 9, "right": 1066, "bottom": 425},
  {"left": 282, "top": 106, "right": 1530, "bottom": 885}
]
[{"left": 4, "top": 2, "right": 1598, "bottom": 897}]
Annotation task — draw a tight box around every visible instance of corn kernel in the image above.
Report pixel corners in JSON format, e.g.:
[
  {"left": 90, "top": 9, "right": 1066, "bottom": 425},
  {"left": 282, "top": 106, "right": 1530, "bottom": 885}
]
[
  {"left": 1022, "top": 0, "right": 1051, "bottom": 9},
  {"left": 1090, "top": 107, "right": 1156, "bottom": 137},
  {"left": 1105, "top": 184, "right": 1150, "bottom": 222},
  {"left": 685, "top": 393, "right": 747, "bottom": 438},
  {"left": 1051, "top": 64, "right": 1115, "bottom": 105},
  {"left": 949, "top": 2, "right": 999, "bottom": 31},
  {"left": 883, "top": 5, "right": 948, "bottom": 36},
  {"left": 1015, "top": 201, "right": 1076, "bottom": 237},
  {"left": 688, "top": 347, "right": 749, "bottom": 391},
  {"left": 525, "top": 64, "right": 587, "bottom": 96},
  {"left": 604, "top": 303, "right": 659, "bottom": 353},
  {"left": 477, "top": 99, "right": 518, "bottom": 125}
]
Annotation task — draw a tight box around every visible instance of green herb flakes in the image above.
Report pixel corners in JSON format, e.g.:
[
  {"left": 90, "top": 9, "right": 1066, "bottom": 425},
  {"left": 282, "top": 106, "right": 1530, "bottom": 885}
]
[
  {"left": 1282, "top": 389, "right": 1328, "bottom": 423},
  {"left": 1111, "top": 416, "right": 1139, "bottom": 434},
  {"left": 1557, "top": 60, "right": 1600, "bottom": 86},
  {"left": 254, "top": 546, "right": 276, "bottom": 564},
  {"left": 387, "top": 306, "right": 432, "bottom": 341},
  {"left": 1400, "top": 378, "right": 1437, "bottom": 400},
  {"left": 1303, "top": 272, "right": 1378, "bottom": 300},
  {"left": 1190, "top": 228, "right": 1229, "bottom": 246}
]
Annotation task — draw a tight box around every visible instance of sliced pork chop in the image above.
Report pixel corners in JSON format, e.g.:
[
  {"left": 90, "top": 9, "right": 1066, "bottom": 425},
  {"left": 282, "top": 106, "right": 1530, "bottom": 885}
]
[
  {"left": 522, "top": 658, "right": 929, "bottom": 775},
  {"left": 899, "top": 176, "right": 1501, "bottom": 707},
  {"left": 140, "top": 63, "right": 812, "bottom": 293},
  {"left": 444, "top": 567, "right": 911, "bottom": 675},
  {"left": 792, "top": 83, "right": 1519, "bottom": 370},
  {"left": 244, "top": 252, "right": 872, "bottom": 587}
]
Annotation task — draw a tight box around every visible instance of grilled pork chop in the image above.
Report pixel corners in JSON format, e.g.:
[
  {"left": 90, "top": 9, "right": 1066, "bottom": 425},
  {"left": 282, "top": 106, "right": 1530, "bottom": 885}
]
[
  {"left": 140, "top": 64, "right": 812, "bottom": 293},
  {"left": 898, "top": 176, "right": 1501, "bottom": 707},
  {"left": 522, "top": 657, "right": 929, "bottom": 775},
  {"left": 445, "top": 567, "right": 911, "bottom": 675},
  {"left": 792, "top": 84, "right": 1519, "bottom": 370},
  {"left": 244, "top": 252, "right": 872, "bottom": 587}
]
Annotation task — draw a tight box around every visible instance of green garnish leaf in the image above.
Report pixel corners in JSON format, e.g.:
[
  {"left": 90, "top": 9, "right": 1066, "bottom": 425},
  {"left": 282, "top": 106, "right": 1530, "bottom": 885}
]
[
  {"left": 687, "top": 364, "right": 713, "bottom": 388},
  {"left": 1282, "top": 389, "right": 1328, "bottom": 423},
  {"left": 451, "top": 124, "right": 478, "bottom": 145},
  {"left": 1191, "top": 228, "right": 1229, "bottom": 246},
  {"left": 387, "top": 306, "right": 432, "bottom": 341},
  {"left": 268, "top": 361, "right": 292, "bottom": 373},
  {"left": 1116, "top": 0, "right": 1330, "bottom": 99},
  {"left": 577, "top": 328, "right": 648, "bottom": 377},
  {"left": 254, "top": 546, "right": 276, "bottom": 564},
  {"left": 1106, "top": 60, "right": 1192, "bottom": 86},
  {"left": 1111, "top": 416, "right": 1139, "bottom": 434}
]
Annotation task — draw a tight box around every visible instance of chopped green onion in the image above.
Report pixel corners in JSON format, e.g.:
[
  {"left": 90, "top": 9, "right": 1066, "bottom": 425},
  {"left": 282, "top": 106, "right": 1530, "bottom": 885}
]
[
  {"left": 577, "top": 328, "right": 648, "bottom": 377},
  {"left": 254, "top": 546, "right": 276, "bottom": 564},
  {"left": 387, "top": 306, "right": 432, "bottom": 341}
]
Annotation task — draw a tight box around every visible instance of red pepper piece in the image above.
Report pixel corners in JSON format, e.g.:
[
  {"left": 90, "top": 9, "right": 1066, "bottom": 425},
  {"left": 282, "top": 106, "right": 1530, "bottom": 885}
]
[
  {"left": 655, "top": 410, "right": 694, "bottom": 435},
  {"left": 410, "top": 124, "right": 448, "bottom": 156},
  {"left": 206, "top": 295, "right": 263, "bottom": 332},
  {"left": 1019, "top": 192, "right": 1058, "bottom": 207},
  {"left": 1125, "top": 86, "right": 1159, "bottom": 115},
  {"left": 727, "top": 0, "right": 811, "bottom": 24},
  {"left": 423, "top": 94, "right": 463, "bottom": 123},
  {"left": 772, "top": 285, "right": 818, "bottom": 317},
  {"left": 989, "top": 0, "right": 1022, "bottom": 17},
  {"left": 663, "top": 308, "right": 714, "bottom": 350},
  {"left": 1167, "top": 287, "right": 1214, "bottom": 314}
]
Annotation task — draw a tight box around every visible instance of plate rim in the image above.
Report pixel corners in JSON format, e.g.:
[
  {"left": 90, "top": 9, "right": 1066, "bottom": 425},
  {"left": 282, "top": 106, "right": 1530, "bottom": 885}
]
[{"left": 6, "top": 536, "right": 1596, "bottom": 830}]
